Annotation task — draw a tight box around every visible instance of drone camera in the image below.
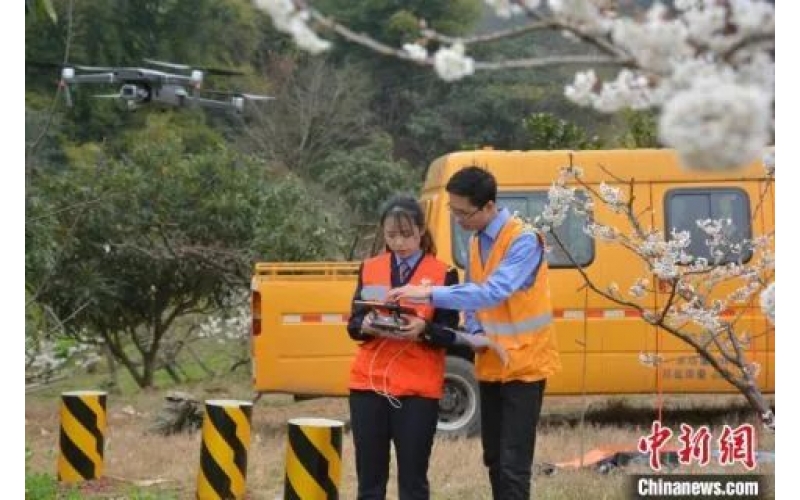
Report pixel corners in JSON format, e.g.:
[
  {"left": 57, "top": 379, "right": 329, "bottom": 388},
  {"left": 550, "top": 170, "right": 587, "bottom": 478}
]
[
  {"left": 61, "top": 67, "right": 75, "bottom": 81},
  {"left": 120, "top": 84, "right": 139, "bottom": 99},
  {"left": 191, "top": 70, "right": 204, "bottom": 86}
]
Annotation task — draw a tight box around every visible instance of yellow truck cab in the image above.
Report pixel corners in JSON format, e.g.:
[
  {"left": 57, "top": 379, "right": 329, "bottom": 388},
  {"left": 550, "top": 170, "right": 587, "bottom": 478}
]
[{"left": 251, "top": 149, "right": 774, "bottom": 437}]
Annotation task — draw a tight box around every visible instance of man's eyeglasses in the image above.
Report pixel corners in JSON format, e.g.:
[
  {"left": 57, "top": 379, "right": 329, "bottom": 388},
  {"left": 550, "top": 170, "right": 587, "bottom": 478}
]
[{"left": 447, "top": 204, "right": 481, "bottom": 220}]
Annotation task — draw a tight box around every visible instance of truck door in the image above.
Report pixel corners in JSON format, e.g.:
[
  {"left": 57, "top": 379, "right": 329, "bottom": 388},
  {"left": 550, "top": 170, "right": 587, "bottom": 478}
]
[
  {"left": 252, "top": 263, "right": 360, "bottom": 397},
  {"left": 649, "top": 182, "right": 769, "bottom": 394}
]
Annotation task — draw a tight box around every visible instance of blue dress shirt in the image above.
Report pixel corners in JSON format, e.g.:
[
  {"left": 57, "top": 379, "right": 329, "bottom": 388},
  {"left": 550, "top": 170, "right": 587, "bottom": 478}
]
[
  {"left": 395, "top": 250, "right": 423, "bottom": 278},
  {"left": 430, "top": 208, "right": 543, "bottom": 334}
]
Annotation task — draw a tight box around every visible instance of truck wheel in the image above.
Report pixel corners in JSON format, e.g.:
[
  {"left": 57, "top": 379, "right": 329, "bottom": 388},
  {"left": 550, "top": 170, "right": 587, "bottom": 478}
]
[{"left": 437, "top": 356, "right": 480, "bottom": 439}]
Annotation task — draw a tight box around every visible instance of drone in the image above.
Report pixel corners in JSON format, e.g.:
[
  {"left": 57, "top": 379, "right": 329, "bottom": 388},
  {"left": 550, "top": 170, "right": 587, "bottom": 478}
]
[{"left": 56, "top": 58, "right": 273, "bottom": 113}]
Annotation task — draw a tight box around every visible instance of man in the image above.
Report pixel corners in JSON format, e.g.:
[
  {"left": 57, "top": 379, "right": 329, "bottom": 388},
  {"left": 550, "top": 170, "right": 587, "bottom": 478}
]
[{"left": 386, "top": 165, "right": 561, "bottom": 500}]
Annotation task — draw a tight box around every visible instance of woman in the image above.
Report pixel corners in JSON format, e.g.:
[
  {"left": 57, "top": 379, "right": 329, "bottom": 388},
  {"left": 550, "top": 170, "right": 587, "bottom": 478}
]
[{"left": 347, "top": 195, "right": 460, "bottom": 500}]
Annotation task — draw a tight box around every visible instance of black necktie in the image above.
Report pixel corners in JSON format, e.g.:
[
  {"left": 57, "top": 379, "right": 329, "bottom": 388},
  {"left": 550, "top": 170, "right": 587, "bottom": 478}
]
[{"left": 398, "top": 260, "right": 410, "bottom": 283}]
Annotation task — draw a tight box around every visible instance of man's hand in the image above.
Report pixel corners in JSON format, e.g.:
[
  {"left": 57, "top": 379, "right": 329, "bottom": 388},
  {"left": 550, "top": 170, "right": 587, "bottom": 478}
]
[
  {"left": 397, "top": 314, "right": 426, "bottom": 341},
  {"left": 386, "top": 285, "right": 432, "bottom": 303}
]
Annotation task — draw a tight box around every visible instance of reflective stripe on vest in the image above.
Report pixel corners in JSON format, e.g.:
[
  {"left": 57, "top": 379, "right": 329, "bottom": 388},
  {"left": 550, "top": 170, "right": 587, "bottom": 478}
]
[
  {"left": 360, "top": 285, "right": 388, "bottom": 301},
  {"left": 482, "top": 312, "right": 553, "bottom": 336},
  {"left": 469, "top": 216, "right": 562, "bottom": 382}
]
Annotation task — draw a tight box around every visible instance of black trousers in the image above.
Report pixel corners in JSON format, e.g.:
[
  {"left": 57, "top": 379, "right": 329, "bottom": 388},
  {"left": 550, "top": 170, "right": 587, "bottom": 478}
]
[
  {"left": 349, "top": 390, "right": 440, "bottom": 500},
  {"left": 479, "top": 379, "right": 547, "bottom": 500}
]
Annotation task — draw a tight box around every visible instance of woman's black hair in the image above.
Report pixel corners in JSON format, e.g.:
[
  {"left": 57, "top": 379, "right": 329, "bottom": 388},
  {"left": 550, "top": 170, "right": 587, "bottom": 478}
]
[{"left": 379, "top": 195, "right": 437, "bottom": 255}]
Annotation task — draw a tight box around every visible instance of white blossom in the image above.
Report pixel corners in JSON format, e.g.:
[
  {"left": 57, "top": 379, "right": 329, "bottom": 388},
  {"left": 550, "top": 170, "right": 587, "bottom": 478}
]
[
  {"left": 611, "top": 4, "right": 692, "bottom": 73},
  {"left": 689, "top": 257, "right": 709, "bottom": 272},
  {"left": 548, "top": 0, "right": 612, "bottom": 35},
  {"left": 253, "top": 0, "right": 295, "bottom": 31},
  {"left": 673, "top": 0, "right": 696, "bottom": 11},
  {"left": 585, "top": 222, "right": 617, "bottom": 242},
  {"left": 291, "top": 19, "right": 333, "bottom": 54},
  {"left": 542, "top": 184, "right": 576, "bottom": 227},
  {"left": 402, "top": 43, "right": 428, "bottom": 62},
  {"left": 697, "top": 218, "right": 732, "bottom": 251},
  {"left": 484, "top": 0, "right": 515, "bottom": 18},
  {"left": 677, "top": 297, "right": 723, "bottom": 332},
  {"left": 564, "top": 70, "right": 597, "bottom": 107},
  {"left": 729, "top": 0, "right": 775, "bottom": 37},
  {"left": 736, "top": 53, "right": 774, "bottom": 98},
  {"left": 728, "top": 281, "right": 760, "bottom": 303},
  {"left": 639, "top": 232, "right": 666, "bottom": 258},
  {"left": 763, "top": 148, "right": 775, "bottom": 176},
  {"left": 658, "top": 58, "right": 737, "bottom": 103},
  {"left": 253, "top": 0, "right": 332, "bottom": 54},
  {"left": 760, "top": 282, "right": 775, "bottom": 324},
  {"left": 432, "top": 43, "right": 475, "bottom": 82},
  {"left": 659, "top": 81, "right": 771, "bottom": 171},
  {"left": 592, "top": 69, "right": 654, "bottom": 112},
  {"left": 746, "top": 361, "right": 761, "bottom": 378},
  {"left": 653, "top": 259, "right": 678, "bottom": 280},
  {"left": 681, "top": 3, "right": 728, "bottom": 49},
  {"left": 629, "top": 278, "right": 649, "bottom": 298},
  {"left": 598, "top": 182, "right": 624, "bottom": 211}
]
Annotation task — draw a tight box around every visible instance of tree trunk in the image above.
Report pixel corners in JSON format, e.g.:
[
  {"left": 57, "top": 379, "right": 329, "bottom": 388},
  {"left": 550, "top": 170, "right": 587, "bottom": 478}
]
[
  {"left": 101, "top": 329, "right": 148, "bottom": 388},
  {"left": 104, "top": 343, "right": 120, "bottom": 392},
  {"left": 739, "top": 383, "right": 775, "bottom": 430},
  {"left": 161, "top": 361, "right": 183, "bottom": 384}
]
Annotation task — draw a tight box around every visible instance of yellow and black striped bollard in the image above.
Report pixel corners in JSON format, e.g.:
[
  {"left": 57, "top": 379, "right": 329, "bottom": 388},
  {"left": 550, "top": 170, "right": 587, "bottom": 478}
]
[
  {"left": 284, "top": 417, "right": 344, "bottom": 500},
  {"left": 57, "top": 390, "right": 107, "bottom": 483},
  {"left": 196, "top": 399, "right": 253, "bottom": 500}
]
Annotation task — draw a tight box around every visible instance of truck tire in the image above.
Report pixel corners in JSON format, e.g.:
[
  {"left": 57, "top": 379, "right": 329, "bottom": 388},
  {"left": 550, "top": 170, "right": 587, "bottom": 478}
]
[{"left": 437, "top": 356, "right": 481, "bottom": 439}]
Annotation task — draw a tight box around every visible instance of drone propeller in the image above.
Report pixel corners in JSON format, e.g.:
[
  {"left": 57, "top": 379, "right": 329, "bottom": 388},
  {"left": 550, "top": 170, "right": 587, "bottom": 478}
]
[
  {"left": 143, "top": 58, "right": 190, "bottom": 71},
  {"left": 239, "top": 93, "right": 275, "bottom": 101},
  {"left": 143, "top": 57, "right": 246, "bottom": 76},
  {"left": 74, "top": 64, "right": 117, "bottom": 72},
  {"left": 91, "top": 93, "right": 122, "bottom": 99},
  {"left": 201, "top": 89, "right": 275, "bottom": 101}
]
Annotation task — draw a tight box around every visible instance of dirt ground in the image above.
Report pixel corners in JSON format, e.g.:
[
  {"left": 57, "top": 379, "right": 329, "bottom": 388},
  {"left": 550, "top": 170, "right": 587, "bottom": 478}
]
[{"left": 25, "top": 378, "right": 775, "bottom": 499}]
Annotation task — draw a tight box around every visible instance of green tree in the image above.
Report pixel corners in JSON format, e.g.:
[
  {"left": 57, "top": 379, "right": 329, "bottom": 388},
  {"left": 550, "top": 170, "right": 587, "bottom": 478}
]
[
  {"left": 243, "top": 57, "right": 376, "bottom": 172},
  {"left": 311, "top": 133, "right": 420, "bottom": 222},
  {"left": 27, "top": 113, "right": 345, "bottom": 387},
  {"left": 616, "top": 109, "right": 661, "bottom": 148},
  {"left": 523, "top": 112, "right": 603, "bottom": 150},
  {"left": 314, "top": 0, "right": 482, "bottom": 46},
  {"left": 25, "top": 0, "right": 57, "bottom": 23}
]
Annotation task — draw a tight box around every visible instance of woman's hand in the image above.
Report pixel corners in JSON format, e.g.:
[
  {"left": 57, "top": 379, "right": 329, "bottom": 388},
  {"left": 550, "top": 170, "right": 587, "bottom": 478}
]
[
  {"left": 397, "top": 314, "right": 427, "bottom": 340},
  {"left": 360, "top": 312, "right": 384, "bottom": 336}
]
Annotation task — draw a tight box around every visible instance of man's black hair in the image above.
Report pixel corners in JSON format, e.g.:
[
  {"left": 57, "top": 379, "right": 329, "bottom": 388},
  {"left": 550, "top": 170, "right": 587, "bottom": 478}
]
[{"left": 445, "top": 165, "right": 497, "bottom": 209}]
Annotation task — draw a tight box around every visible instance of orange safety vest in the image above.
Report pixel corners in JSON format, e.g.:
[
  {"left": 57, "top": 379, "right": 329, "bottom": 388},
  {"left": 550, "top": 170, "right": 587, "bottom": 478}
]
[
  {"left": 469, "top": 217, "right": 562, "bottom": 382},
  {"left": 349, "top": 252, "right": 449, "bottom": 399}
]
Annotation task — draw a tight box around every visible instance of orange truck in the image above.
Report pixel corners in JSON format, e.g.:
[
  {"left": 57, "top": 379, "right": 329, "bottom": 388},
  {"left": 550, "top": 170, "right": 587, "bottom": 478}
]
[{"left": 250, "top": 149, "right": 774, "bottom": 437}]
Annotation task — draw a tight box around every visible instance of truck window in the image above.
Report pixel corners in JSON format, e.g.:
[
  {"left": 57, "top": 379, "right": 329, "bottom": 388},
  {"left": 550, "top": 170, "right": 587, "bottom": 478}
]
[
  {"left": 665, "top": 188, "right": 753, "bottom": 264},
  {"left": 451, "top": 191, "right": 595, "bottom": 269}
]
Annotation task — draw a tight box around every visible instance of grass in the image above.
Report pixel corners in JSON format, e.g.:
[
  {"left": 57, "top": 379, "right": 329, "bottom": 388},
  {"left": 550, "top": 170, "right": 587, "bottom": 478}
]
[{"left": 25, "top": 369, "right": 775, "bottom": 499}]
